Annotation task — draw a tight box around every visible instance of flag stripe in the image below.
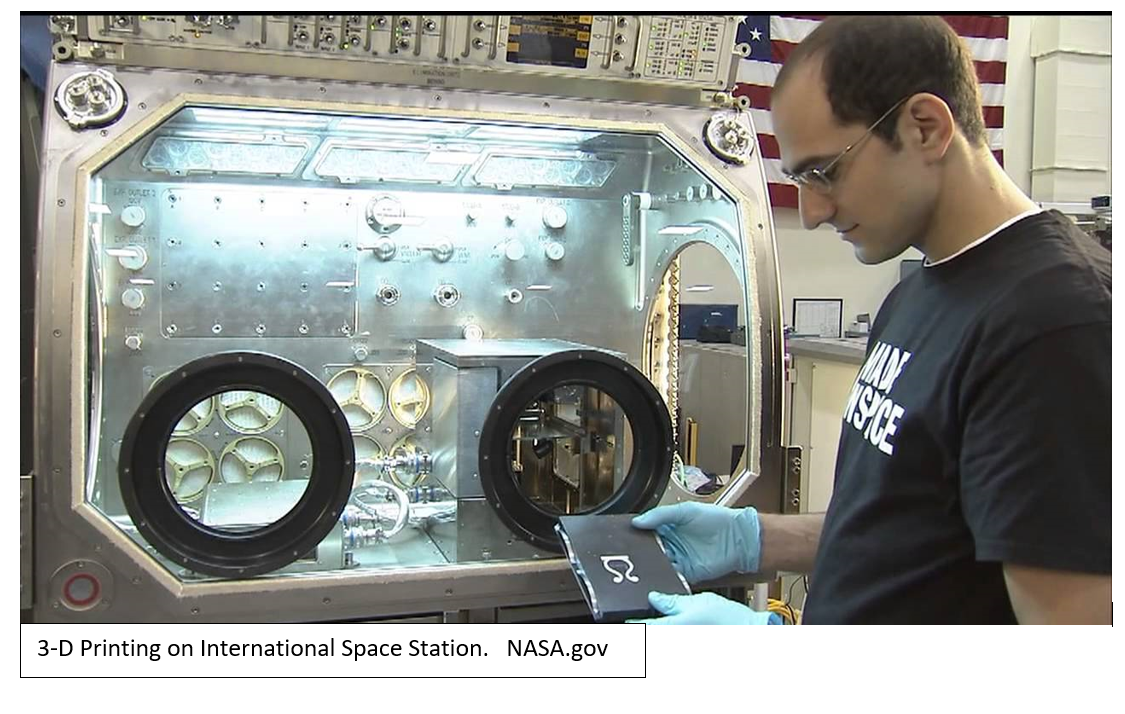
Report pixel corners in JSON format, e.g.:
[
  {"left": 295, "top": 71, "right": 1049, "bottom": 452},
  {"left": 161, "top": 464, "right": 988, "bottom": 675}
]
[
  {"left": 753, "top": 128, "right": 1005, "bottom": 161},
  {"left": 770, "top": 40, "right": 1007, "bottom": 83},
  {"left": 737, "top": 15, "right": 1010, "bottom": 210},
  {"left": 769, "top": 15, "right": 1009, "bottom": 44},
  {"left": 739, "top": 85, "right": 1006, "bottom": 129},
  {"left": 736, "top": 60, "right": 1008, "bottom": 107}
]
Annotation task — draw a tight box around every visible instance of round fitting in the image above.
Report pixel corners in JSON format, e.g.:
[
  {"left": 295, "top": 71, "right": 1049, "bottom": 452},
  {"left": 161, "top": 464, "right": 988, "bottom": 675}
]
[
  {"left": 388, "top": 370, "right": 431, "bottom": 428},
  {"left": 378, "top": 284, "right": 401, "bottom": 306},
  {"left": 118, "top": 352, "right": 355, "bottom": 577},
  {"left": 374, "top": 238, "right": 397, "bottom": 262},
  {"left": 506, "top": 288, "right": 524, "bottom": 305},
  {"left": 462, "top": 324, "right": 484, "bottom": 341},
  {"left": 121, "top": 288, "right": 145, "bottom": 311},
  {"left": 365, "top": 196, "right": 406, "bottom": 234},
  {"left": 504, "top": 240, "right": 525, "bottom": 261},
  {"left": 545, "top": 242, "right": 566, "bottom": 261},
  {"left": 54, "top": 69, "right": 127, "bottom": 130},
  {"left": 328, "top": 367, "right": 388, "bottom": 431},
  {"left": 542, "top": 205, "right": 568, "bottom": 230},
  {"left": 51, "top": 560, "right": 114, "bottom": 612},
  {"left": 121, "top": 205, "right": 146, "bottom": 228},
  {"left": 703, "top": 112, "right": 755, "bottom": 164},
  {"left": 434, "top": 284, "right": 460, "bottom": 308},
  {"left": 478, "top": 350, "right": 674, "bottom": 551},
  {"left": 428, "top": 239, "right": 455, "bottom": 262},
  {"left": 117, "top": 245, "right": 148, "bottom": 271}
]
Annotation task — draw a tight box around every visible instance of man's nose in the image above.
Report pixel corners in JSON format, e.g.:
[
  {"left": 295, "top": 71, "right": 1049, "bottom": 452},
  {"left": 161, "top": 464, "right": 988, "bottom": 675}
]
[{"left": 798, "top": 186, "right": 836, "bottom": 230}]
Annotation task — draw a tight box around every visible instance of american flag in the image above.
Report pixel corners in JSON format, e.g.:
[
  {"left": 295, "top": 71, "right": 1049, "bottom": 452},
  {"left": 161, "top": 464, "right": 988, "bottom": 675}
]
[{"left": 733, "top": 15, "right": 1010, "bottom": 209}]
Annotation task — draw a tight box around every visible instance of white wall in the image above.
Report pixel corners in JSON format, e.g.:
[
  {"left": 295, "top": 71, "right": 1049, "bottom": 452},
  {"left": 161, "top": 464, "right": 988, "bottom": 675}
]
[
  {"left": 772, "top": 214, "right": 922, "bottom": 326},
  {"left": 771, "top": 16, "right": 1042, "bottom": 325},
  {"left": 678, "top": 243, "right": 746, "bottom": 325},
  {"left": 681, "top": 16, "right": 1106, "bottom": 327}
]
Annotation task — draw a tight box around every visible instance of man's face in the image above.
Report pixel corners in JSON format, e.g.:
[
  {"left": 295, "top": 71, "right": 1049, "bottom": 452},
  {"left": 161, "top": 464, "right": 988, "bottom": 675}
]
[{"left": 772, "top": 61, "right": 936, "bottom": 264}]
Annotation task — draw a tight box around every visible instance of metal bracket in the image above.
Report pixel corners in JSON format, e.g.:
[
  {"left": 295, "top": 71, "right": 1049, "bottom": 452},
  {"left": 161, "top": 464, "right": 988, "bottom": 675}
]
[
  {"left": 782, "top": 446, "right": 803, "bottom": 513},
  {"left": 20, "top": 474, "right": 33, "bottom": 609}
]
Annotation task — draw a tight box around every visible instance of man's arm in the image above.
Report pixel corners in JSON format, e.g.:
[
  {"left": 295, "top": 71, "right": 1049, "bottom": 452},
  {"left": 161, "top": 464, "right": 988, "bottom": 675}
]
[
  {"left": 1004, "top": 564, "right": 1111, "bottom": 624},
  {"left": 757, "top": 513, "right": 824, "bottom": 574}
]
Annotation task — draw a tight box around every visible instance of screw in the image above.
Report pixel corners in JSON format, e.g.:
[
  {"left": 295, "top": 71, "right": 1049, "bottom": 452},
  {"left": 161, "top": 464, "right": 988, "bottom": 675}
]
[
  {"left": 139, "top": 102, "right": 147, "bottom": 109},
  {"left": 194, "top": 78, "right": 203, "bottom": 84},
  {"left": 100, "top": 130, "right": 108, "bottom": 137},
  {"left": 57, "top": 199, "right": 65, "bottom": 207}
]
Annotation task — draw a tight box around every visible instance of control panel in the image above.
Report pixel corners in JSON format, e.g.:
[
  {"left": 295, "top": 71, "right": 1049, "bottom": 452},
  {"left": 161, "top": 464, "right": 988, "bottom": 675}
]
[{"left": 50, "top": 15, "right": 747, "bottom": 105}]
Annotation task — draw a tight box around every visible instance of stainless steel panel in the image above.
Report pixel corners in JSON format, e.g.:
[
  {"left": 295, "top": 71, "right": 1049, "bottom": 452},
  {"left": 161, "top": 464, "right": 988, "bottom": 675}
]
[
  {"left": 32, "top": 59, "right": 783, "bottom": 622},
  {"left": 21, "top": 474, "right": 33, "bottom": 610}
]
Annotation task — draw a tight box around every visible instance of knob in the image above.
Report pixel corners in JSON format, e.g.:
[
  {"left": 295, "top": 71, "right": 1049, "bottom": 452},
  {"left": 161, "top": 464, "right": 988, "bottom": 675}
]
[
  {"left": 473, "top": 19, "right": 486, "bottom": 31},
  {"left": 297, "top": 31, "right": 309, "bottom": 42},
  {"left": 354, "top": 344, "right": 370, "bottom": 362},
  {"left": 424, "top": 19, "right": 437, "bottom": 31},
  {"left": 471, "top": 37, "right": 484, "bottom": 49},
  {"left": 462, "top": 324, "right": 484, "bottom": 340},
  {"left": 504, "top": 210, "right": 517, "bottom": 225},
  {"left": 121, "top": 288, "right": 145, "bottom": 310},
  {"left": 117, "top": 245, "right": 148, "bottom": 271},
  {"left": 324, "top": 33, "right": 335, "bottom": 44},
  {"left": 466, "top": 208, "right": 481, "bottom": 223},
  {"left": 124, "top": 334, "right": 143, "bottom": 351},
  {"left": 374, "top": 238, "right": 397, "bottom": 261},
  {"left": 504, "top": 240, "right": 525, "bottom": 261},
  {"left": 615, "top": 33, "right": 626, "bottom": 44},
  {"left": 545, "top": 241, "right": 566, "bottom": 261},
  {"left": 542, "top": 205, "right": 568, "bottom": 230},
  {"left": 420, "top": 239, "right": 454, "bottom": 262},
  {"left": 120, "top": 205, "right": 146, "bottom": 228}
]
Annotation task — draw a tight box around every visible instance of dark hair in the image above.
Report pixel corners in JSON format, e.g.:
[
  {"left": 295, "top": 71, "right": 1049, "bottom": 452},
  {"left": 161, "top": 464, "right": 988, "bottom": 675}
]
[{"left": 774, "top": 16, "right": 987, "bottom": 147}]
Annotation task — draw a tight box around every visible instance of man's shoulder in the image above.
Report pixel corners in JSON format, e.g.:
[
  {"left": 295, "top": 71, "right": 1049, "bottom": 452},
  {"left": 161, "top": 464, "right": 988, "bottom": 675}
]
[{"left": 977, "top": 211, "right": 1110, "bottom": 337}]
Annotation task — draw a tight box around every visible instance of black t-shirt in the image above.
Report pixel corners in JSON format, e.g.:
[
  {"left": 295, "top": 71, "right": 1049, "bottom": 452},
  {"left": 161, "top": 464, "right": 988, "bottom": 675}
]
[{"left": 802, "top": 211, "right": 1111, "bottom": 624}]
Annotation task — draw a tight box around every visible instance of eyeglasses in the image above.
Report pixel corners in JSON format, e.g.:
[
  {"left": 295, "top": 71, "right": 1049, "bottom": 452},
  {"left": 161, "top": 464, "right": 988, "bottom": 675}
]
[{"left": 783, "top": 96, "right": 910, "bottom": 195}]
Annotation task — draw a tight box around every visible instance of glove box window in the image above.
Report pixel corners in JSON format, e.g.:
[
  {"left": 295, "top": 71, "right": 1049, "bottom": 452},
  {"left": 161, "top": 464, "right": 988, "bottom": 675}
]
[{"left": 83, "top": 102, "right": 754, "bottom": 580}]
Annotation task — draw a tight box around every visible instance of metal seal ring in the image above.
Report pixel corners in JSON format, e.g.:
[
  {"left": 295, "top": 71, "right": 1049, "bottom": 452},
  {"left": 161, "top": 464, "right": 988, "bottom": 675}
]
[
  {"left": 478, "top": 349, "right": 674, "bottom": 552},
  {"left": 118, "top": 351, "right": 355, "bottom": 578}
]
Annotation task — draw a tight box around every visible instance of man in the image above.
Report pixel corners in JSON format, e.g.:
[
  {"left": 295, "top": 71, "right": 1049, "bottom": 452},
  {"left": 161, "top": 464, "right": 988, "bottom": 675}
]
[{"left": 634, "top": 16, "right": 1111, "bottom": 624}]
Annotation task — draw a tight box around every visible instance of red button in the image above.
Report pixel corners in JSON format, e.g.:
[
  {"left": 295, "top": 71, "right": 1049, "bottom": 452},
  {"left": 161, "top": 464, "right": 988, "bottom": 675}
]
[{"left": 63, "top": 573, "right": 101, "bottom": 607}]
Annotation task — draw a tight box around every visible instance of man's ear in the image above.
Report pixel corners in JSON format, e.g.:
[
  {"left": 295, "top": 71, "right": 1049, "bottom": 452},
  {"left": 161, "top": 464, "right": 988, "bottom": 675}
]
[{"left": 900, "top": 93, "right": 955, "bottom": 161}]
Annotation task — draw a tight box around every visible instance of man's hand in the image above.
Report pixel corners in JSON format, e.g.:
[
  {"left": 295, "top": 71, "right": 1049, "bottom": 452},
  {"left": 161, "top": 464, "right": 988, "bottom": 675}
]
[
  {"left": 632, "top": 503, "right": 761, "bottom": 583},
  {"left": 630, "top": 592, "right": 780, "bottom": 625}
]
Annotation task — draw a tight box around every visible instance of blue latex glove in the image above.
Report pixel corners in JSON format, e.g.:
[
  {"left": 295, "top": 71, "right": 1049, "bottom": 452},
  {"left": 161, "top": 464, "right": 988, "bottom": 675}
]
[
  {"left": 632, "top": 503, "right": 761, "bottom": 583},
  {"left": 632, "top": 592, "right": 781, "bottom": 625}
]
